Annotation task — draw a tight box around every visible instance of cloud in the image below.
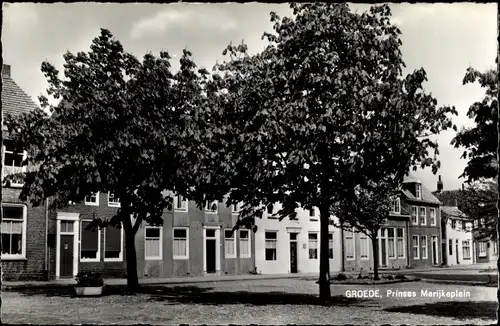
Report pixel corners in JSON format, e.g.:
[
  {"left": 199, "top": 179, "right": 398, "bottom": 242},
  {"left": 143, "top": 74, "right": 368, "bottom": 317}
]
[
  {"left": 130, "top": 5, "right": 238, "bottom": 40},
  {"left": 2, "top": 3, "right": 39, "bottom": 32}
]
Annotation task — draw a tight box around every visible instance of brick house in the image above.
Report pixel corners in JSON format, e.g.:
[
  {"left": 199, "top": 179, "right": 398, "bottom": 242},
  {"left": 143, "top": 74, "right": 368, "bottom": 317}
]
[
  {"left": 2, "top": 64, "right": 48, "bottom": 281},
  {"left": 342, "top": 176, "right": 442, "bottom": 271}
]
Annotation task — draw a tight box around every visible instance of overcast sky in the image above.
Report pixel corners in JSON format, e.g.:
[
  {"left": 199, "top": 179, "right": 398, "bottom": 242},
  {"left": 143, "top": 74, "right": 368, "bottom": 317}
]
[{"left": 2, "top": 3, "right": 497, "bottom": 191}]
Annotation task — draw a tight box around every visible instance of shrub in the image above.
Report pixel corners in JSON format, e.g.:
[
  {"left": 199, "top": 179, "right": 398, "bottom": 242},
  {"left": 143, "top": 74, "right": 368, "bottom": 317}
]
[
  {"left": 333, "top": 273, "right": 348, "bottom": 281},
  {"left": 395, "top": 274, "right": 406, "bottom": 280},
  {"left": 75, "top": 271, "right": 104, "bottom": 287}
]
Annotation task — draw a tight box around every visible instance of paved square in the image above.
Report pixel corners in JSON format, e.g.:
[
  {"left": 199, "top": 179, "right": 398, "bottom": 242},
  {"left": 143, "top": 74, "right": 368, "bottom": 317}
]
[{"left": 2, "top": 279, "right": 496, "bottom": 325}]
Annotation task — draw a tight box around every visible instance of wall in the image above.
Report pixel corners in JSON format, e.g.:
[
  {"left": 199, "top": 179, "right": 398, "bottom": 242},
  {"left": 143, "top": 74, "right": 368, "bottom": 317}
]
[
  {"left": 254, "top": 203, "right": 342, "bottom": 275},
  {"left": 408, "top": 202, "right": 441, "bottom": 268},
  {"left": 445, "top": 218, "right": 473, "bottom": 266},
  {"left": 2, "top": 187, "right": 47, "bottom": 281}
]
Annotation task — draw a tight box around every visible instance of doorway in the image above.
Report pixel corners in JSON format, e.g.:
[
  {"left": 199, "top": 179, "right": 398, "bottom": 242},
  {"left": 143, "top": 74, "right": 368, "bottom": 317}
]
[
  {"left": 59, "top": 234, "right": 74, "bottom": 277},
  {"left": 204, "top": 228, "right": 220, "bottom": 274},
  {"left": 432, "top": 236, "right": 439, "bottom": 265},
  {"left": 289, "top": 233, "right": 298, "bottom": 273},
  {"left": 379, "top": 228, "right": 387, "bottom": 267},
  {"left": 56, "top": 214, "right": 79, "bottom": 280}
]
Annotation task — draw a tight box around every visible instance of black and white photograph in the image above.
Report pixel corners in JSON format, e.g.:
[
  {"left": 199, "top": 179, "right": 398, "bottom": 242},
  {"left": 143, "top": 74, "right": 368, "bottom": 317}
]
[{"left": 1, "top": 2, "right": 498, "bottom": 325}]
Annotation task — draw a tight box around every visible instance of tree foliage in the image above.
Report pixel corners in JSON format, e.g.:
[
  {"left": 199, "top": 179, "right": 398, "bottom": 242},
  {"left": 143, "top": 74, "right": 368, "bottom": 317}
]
[
  {"left": 208, "top": 3, "right": 457, "bottom": 300},
  {"left": 4, "top": 29, "right": 216, "bottom": 291}
]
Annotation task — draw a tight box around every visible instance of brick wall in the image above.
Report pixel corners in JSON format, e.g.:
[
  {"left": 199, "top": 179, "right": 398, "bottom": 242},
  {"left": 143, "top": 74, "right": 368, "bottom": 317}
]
[{"left": 2, "top": 187, "right": 48, "bottom": 281}]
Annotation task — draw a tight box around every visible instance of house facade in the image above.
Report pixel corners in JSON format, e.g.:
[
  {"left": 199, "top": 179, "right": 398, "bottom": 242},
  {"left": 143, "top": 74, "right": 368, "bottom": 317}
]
[
  {"left": 2, "top": 64, "right": 50, "bottom": 281},
  {"left": 253, "top": 203, "right": 342, "bottom": 274}
]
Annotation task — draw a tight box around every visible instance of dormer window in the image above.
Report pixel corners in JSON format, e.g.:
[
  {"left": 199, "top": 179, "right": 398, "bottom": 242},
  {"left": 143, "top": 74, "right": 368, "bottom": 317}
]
[
  {"left": 415, "top": 183, "right": 422, "bottom": 199},
  {"left": 390, "top": 198, "right": 401, "bottom": 214}
]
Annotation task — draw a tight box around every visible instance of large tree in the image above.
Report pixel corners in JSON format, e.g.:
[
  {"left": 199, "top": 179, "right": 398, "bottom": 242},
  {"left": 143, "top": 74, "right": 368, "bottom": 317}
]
[
  {"left": 208, "top": 3, "right": 456, "bottom": 300},
  {"left": 4, "top": 29, "right": 216, "bottom": 292}
]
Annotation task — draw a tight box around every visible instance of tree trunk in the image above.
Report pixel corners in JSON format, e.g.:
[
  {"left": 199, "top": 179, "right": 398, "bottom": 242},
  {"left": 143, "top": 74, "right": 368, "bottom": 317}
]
[
  {"left": 319, "top": 205, "right": 331, "bottom": 302},
  {"left": 123, "top": 214, "right": 139, "bottom": 293},
  {"left": 496, "top": 4, "right": 500, "bottom": 324},
  {"left": 371, "top": 229, "right": 380, "bottom": 280}
]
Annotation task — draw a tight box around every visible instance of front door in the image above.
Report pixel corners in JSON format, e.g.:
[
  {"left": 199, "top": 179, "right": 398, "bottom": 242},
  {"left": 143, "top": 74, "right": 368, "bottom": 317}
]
[
  {"left": 456, "top": 239, "right": 459, "bottom": 264},
  {"left": 289, "top": 233, "right": 298, "bottom": 273},
  {"left": 60, "top": 234, "right": 74, "bottom": 278},
  {"left": 380, "top": 228, "right": 387, "bottom": 267},
  {"left": 205, "top": 229, "right": 217, "bottom": 274},
  {"left": 432, "top": 236, "right": 439, "bottom": 265}
]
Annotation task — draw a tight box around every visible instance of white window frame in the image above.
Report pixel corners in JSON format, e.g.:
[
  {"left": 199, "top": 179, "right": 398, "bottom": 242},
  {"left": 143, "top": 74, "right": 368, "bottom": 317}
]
[
  {"left": 2, "top": 141, "right": 27, "bottom": 187},
  {"left": 462, "top": 240, "right": 471, "bottom": 259},
  {"left": 309, "top": 207, "right": 318, "bottom": 220},
  {"left": 172, "top": 227, "right": 189, "bottom": 260},
  {"left": 411, "top": 206, "right": 417, "bottom": 225},
  {"left": 80, "top": 219, "right": 101, "bottom": 262},
  {"left": 419, "top": 207, "right": 426, "bottom": 225},
  {"left": 345, "top": 228, "right": 355, "bottom": 261},
  {"left": 174, "top": 195, "right": 188, "bottom": 212},
  {"left": 308, "top": 232, "right": 319, "bottom": 260},
  {"left": 388, "top": 228, "right": 396, "bottom": 259},
  {"left": 429, "top": 208, "right": 436, "bottom": 226},
  {"left": 204, "top": 200, "right": 218, "bottom": 214},
  {"left": 1, "top": 204, "right": 27, "bottom": 260},
  {"left": 390, "top": 198, "right": 401, "bottom": 214},
  {"left": 239, "top": 229, "right": 251, "bottom": 258},
  {"left": 103, "top": 224, "right": 123, "bottom": 262},
  {"left": 413, "top": 235, "right": 420, "bottom": 259},
  {"left": 145, "top": 226, "right": 163, "bottom": 260},
  {"left": 416, "top": 183, "right": 422, "bottom": 199},
  {"left": 266, "top": 203, "right": 277, "bottom": 219},
  {"left": 107, "top": 192, "right": 120, "bottom": 207},
  {"left": 84, "top": 192, "right": 99, "bottom": 206},
  {"left": 479, "top": 241, "right": 488, "bottom": 257},
  {"left": 360, "top": 233, "right": 370, "bottom": 260},
  {"left": 224, "top": 229, "right": 237, "bottom": 259},
  {"left": 264, "top": 230, "right": 278, "bottom": 261},
  {"left": 421, "top": 235, "right": 428, "bottom": 259},
  {"left": 232, "top": 202, "right": 242, "bottom": 215},
  {"left": 396, "top": 228, "right": 405, "bottom": 259}
]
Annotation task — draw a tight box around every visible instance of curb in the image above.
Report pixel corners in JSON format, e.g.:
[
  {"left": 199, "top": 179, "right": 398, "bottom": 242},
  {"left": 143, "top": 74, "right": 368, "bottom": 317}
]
[
  {"left": 420, "top": 278, "right": 497, "bottom": 287},
  {"left": 328, "top": 278, "right": 420, "bottom": 285}
]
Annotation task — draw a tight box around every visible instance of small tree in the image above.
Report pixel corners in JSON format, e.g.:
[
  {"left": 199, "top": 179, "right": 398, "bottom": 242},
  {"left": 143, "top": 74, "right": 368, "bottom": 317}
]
[
  {"left": 4, "top": 29, "right": 214, "bottom": 292},
  {"left": 332, "top": 178, "right": 399, "bottom": 280}
]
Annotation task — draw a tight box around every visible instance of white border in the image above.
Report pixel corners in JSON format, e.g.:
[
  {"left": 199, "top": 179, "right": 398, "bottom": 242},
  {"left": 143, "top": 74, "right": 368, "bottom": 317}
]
[
  {"left": 224, "top": 229, "right": 237, "bottom": 259},
  {"left": 307, "top": 232, "right": 319, "bottom": 260},
  {"left": 1, "top": 203, "right": 27, "bottom": 260},
  {"left": 360, "top": 233, "right": 370, "bottom": 260},
  {"left": 203, "top": 226, "right": 221, "bottom": 273},
  {"left": 397, "top": 228, "right": 406, "bottom": 259},
  {"left": 85, "top": 192, "right": 100, "bottom": 206},
  {"left": 429, "top": 208, "right": 436, "bottom": 226},
  {"left": 172, "top": 227, "right": 189, "bottom": 260},
  {"left": 345, "top": 228, "right": 355, "bottom": 261},
  {"left": 421, "top": 235, "right": 428, "bottom": 259},
  {"left": 413, "top": 235, "right": 420, "bottom": 259},
  {"left": 204, "top": 200, "right": 218, "bottom": 214},
  {"left": 239, "top": 229, "right": 251, "bottom": 258},
  {"left": 80, "top": 219, "right": 101, "bottom": 262},
  {"left": 107, "top": 192, "right": 121, "bottom": 207},
  {"left": 145, "top": 226, "right": 163, "bottom": 260},
  {"left": 174, "top": 196, "right": 188, "bottom": 212},
  {"left": 103, "top": 224, "right": 124, "bottom": 262},
  {"left": 264, "top": 230, "right": 278, "bottom": 261},
  {"left": 55, "top": 212, "right": 80, "bottom": 279},
  {"left": 419, "top": 207, "right": 427, "bottom": 225}
]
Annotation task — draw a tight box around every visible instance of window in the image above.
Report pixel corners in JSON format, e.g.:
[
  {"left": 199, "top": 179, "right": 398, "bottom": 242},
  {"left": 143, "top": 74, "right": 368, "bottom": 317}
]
[
  {"left": 265, "top": 231, "right": 277, "bottom": 261},
  {"left": 429, "top": 208, "right": 436, "bottom": 226},
  {"left": 390, "top": 198, "right": 401, "bottom": 214},
  {"left": 479, "top": 241, "right": 488, "bottom": 257},
  {"left": 224, "top": 230, "right": 236, "bottom": 258},
  {"left": 309, "top": 207, "right": 317, "bottom": 219},
  {"left": 239, "top": 230, "right": 251, "bottom": 258},
  {"left": 360, "top": 233, "right": 369, "bottom": 259},
  {"left": 413, "top": 235, "right": 420, "bottom": 259},
  {"left": 85, "top": 192, "right": 99, "bottom": 206},
  {"left": 449, "top": 238, "right": 453, "bottom": 255},
  {"left": 411, "top": 206, "right": 417, "bottom": 225},
  {"left": 388, "top": 228, "right": 395, "bottom": 258},
  {"left": 2, "top": 140, "right": 26, "bottom": 186},
  {"left": 308, "top": 233, "right": 318, "bottom": 259},
  {"left": 175, "top": 195, "right": 188, "bottom": 212},
  {"left": 104, "top": 224, "right": 123, "bottom": 261},
  {"left": 81, "top": 220, "right": 100, "bottom": 262},
  {"left": 493, "top": 242, "right": 498, "bottom": 255},
  {"left": 462, "top": 240, "right": 471, "bottom": 259},
  {"left": 451, "top": 219, "right": 457, "bottom": 229},
  {"left": 465, "top": 222, "right": 472, "bottom": 232},
  {"left": 421, "top": 235, "right": 428, "bottom": 259},
  {"left": 419, "top": 207, "right": 426, "bottom": 225},
  {"left": 416, "top": 183, "right": 422, "bottom": 199},
  {"left": 145, "top": 226, "right": 162, "bottom": 260},
  {"left": 108, "top": 192, "right": 120, "bottom": 207},
  {"left": 205, "top": 200, "right": 218, "bottom": 213},
  {"left": 173, "top": 228, "right": 188, "bottom": 259},
  {"left": 345, "top": 228, "right": 355, "bottom": 260},
  {"left": 1, "top": 204, "right": 26, "bottom": 259},
  {"left": 232, "top": 202, "right": 242, "bottom": 214},
  {"left": 328, "top": 233, "right": 334, "bottom": 259},
  {"left": 396, "top": 228, "right": 405, "bottom": 258}
]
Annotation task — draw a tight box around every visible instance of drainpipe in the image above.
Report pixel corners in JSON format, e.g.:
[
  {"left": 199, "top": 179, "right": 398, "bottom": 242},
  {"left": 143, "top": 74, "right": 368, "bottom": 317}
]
[
  {"left": 406, "top": 219, "right": 410, "bottom": 268},
  {"left": 44, "top": 198, "right": 49, "bottom": 277},
  {"left": 340, "top": 224, "right": 345, "bottom": 272}
]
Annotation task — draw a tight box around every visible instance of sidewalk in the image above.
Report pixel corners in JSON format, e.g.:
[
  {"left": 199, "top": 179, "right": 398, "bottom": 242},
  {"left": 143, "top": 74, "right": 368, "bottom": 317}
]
[{"left": 2, "top": 272, "right": 318, "bottom": 290}]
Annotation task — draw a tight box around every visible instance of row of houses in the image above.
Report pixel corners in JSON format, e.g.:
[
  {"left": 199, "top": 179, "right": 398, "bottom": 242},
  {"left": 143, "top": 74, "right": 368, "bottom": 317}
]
[{"left": 2, "top": 64, "right": 497, "bottom": 281}]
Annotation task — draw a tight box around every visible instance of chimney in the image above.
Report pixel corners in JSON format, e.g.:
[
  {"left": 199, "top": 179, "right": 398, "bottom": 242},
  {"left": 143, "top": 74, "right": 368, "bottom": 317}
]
[
  {"left": 2, "top": 64, "right": 11, "bottom": 77},
  {"left": 437, "top": 175, "right": 443, "bottom": 192}
]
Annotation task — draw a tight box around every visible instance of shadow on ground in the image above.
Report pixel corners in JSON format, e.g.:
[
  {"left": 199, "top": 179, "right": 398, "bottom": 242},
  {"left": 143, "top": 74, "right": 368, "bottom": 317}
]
[
  {"left": 384, "top": 301, "right": 497, "bottom": 321},
  {"left": 11, "top": 284, "right": 370, "bottom": 307}
]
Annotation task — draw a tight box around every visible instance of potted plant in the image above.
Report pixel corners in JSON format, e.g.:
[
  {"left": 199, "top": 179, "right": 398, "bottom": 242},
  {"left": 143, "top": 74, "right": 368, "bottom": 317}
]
[{"left": 74, "top": 271, "right": 104, "bottom": 296}]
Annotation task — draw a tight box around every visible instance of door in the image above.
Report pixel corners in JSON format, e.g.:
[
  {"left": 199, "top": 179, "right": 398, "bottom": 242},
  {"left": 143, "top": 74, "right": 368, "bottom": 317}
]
[
  {"left": 206, "top": 239, "right": 216, "bottom": 273},
  {"left": 432, "top": 236, "right": 438, "bottom": 265},
  {"left": 289, "top": 233, "right": 298, "bottom": 273},
  {"left": 455, "top": 239, "right": 459, "bottom": 264},
  {"left": 380, "top": 228, "right": 387, "bottom": 267},
  {"left": 60, "top": 234, "right": 74, "bottom": 278}
]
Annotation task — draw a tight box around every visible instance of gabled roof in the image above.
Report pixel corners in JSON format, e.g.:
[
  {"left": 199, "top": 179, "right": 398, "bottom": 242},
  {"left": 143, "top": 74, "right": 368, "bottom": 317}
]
[
  {"left": 2, "top": 65, "right": 39, "bottom": 118},
  {"left": 402, "top": 177, "right": 441, "bottom": 205},
  {"left": 441, "top": 206, "right": 467, "bottom": 219}
]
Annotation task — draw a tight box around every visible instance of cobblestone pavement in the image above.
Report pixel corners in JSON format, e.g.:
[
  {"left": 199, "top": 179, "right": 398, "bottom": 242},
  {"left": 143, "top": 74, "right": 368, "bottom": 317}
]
[{"left": 2, "top": 279, "right": 496, "bottom": 325}]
